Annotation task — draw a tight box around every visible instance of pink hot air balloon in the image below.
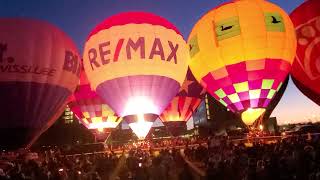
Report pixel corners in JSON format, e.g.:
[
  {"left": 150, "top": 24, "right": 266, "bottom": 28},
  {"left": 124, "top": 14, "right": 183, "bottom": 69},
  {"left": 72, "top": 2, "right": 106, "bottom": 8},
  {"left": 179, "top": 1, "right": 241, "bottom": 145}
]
[
  {"left": 83, "top": 12, "right": 189, "bottom": 139},
  {"left": 69, "top": 68, "right": 122, "bottom": 138},
  {"left": 0, "top": 18, "right": 80, "bottom": 150}
]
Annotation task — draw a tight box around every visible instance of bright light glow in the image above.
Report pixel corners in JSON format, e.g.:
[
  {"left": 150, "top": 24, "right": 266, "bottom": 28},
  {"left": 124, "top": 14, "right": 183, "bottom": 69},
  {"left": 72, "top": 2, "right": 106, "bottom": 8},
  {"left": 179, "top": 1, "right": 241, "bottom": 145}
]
[
  {"left": 88, "top": 121, "right": 119, "bottom": 129},
  {"left": 128, "top": 114, "right": 153, "bottom": 139},
  {"left": 241, "top": 108, "right": 266, "bottom": 126},
  {"left": 259, "top": 124, "right": 263, "bottom": 130},
  {"left": 98, "top": 128, "right": 104, "bottom": 132},
  {"left": 168, "top": 115, "right": 181, "bottom": 122},
  {"left": 123, "top": 96, "right": 159, "bottom": 116}
]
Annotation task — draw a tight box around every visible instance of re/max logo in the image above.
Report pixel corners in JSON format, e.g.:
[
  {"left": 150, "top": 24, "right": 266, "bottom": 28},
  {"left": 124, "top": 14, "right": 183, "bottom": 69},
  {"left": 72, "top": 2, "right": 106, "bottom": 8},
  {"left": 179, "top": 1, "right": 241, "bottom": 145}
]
[{"left": 87, "top": 37, "right": 179, "bottom": 71}]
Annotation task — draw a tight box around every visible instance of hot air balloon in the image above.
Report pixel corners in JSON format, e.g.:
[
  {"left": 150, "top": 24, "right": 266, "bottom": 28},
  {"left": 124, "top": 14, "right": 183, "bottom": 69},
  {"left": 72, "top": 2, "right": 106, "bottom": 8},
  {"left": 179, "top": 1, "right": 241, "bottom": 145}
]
[
  {"left": 290, "top": 0, "right": 320, "bottom": 105},
  {"left": 83, "top": 12, "right": 189, "bottom": 139},
  {"left": 160, "top": 68, "right": 205, "bottom": 136},
  {"left": 261, "top": 76, "right": 289, "bottom": 121},
  {"left": 26, "top": 103, "right": 69, "bottom": 149},
  {"left": 188, "top": 0, "right": 297, "bottom": 126},
  {"left": 253, "top": 75, "right": 289, "bottom": 129},
  {"left": 0, "top": 18, "right": 80, "bottom": 150},
  {"left": 68, "top": 68, "right": 122, "bottom": 140}
]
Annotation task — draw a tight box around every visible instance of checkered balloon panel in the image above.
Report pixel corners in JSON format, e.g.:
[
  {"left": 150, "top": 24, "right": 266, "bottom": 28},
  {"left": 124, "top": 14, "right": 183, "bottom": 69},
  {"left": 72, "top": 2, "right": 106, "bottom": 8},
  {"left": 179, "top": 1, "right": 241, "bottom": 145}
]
[{"left": 201, "top": 59, "right": 290, "bottom": 112}]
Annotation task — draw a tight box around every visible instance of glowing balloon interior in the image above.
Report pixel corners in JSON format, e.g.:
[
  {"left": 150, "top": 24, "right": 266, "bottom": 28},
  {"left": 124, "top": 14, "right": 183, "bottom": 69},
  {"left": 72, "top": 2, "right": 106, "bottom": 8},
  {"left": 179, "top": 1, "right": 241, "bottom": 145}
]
[
  {"left": 128, "top": 114, "right": 153, "bottom": 139},
  {"left": 242, "top": 108, "right": 266, "bottom": 126},
  {"left": 188, "top": 0, "right": 296, "bottom": 123}
]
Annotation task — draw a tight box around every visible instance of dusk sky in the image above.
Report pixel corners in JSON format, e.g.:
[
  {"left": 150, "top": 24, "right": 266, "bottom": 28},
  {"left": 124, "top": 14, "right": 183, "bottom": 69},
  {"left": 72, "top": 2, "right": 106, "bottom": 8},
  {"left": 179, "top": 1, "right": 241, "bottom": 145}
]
[{"left": 1, "top": 0, "right": 319, "bottom": 125}]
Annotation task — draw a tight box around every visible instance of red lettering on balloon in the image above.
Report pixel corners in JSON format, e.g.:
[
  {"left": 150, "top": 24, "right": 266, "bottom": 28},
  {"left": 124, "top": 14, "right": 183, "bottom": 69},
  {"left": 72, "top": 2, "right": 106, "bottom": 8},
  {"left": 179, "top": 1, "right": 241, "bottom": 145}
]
[
  {"left": 87, "top": 37, "right": 180, "bottom": 71},
  {"left": 0, "top": 43, "right": 7, "bottom": 63},
  {"left": 0, "top": 64, "right": 56, "bottom": 76},
  {"left": 0, "top": 65, "right": 9, "bottom": 72},
  {"left": 113, "top": 38, "right": 124, "bottom": 62},
  {"left": 126, "top": 37, "right": 145, "bottom": 60},
  {"left": 88, "top": 48, "right": 100, "bottom": 70},
  {"left": 149, "top": 38, "right": 165, "bottom": 60},
  {"left": 63, "top": 51, "right": 73, "bottom": 71},
  {"left": 0, "top": 44, "right": 59, "bottom": 77},
  {"left": 167, "top": 41, "right": 178, "bottom": 64},
  {"left": 48, "top": 69, "right": 56, "bottom": 76},
  {"left": 63, "top": 50, "right": 79, "bottom": 74},
  {"left": 99, "top": 42, "right": 111, "bottom": 65}
]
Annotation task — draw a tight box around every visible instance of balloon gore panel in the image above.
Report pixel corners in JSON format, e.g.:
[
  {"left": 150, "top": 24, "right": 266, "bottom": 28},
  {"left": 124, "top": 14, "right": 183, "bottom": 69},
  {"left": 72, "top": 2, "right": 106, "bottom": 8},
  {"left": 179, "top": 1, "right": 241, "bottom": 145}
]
[{"left": 0, "top": 82, "right": 69, "bottom": 150}]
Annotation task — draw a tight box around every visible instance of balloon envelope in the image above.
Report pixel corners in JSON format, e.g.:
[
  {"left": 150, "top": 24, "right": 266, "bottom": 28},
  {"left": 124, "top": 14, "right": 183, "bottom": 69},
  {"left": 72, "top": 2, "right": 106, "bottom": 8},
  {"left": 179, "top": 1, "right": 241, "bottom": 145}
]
[
  {"left": 69, "top": 69, "right": 122, "bottom": 131},
  {"left": 83, "top": 12, "right": 188, "bottom": 138},
  {"left": 262, "top": 75, "right": 289, "bottom": 121},
  {"left": 290, "top": 0, "right": 320, "bottom": 106},
  {"left": 248, "top": 75, "right": 289, "bottom": 128},
  {"left": 188, "top": 0, "right": 296, "bottom": 125},
  {"left": 26, "top": 102, "right": 69, "bottom": 149},
  {"left": 0, "top": 18, "right": 80, "bottom": 150},
  {"left": 160, "top": 68, "right": 205, "bottom": 136}
]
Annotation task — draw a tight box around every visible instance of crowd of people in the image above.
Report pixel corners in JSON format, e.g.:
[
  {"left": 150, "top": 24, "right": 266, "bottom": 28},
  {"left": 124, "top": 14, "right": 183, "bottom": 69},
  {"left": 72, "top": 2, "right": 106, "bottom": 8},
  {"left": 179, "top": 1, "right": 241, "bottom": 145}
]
[
  {"left": 0, "top": 144, "right": 194, "bottom": 180},
  {"left": 185, "top": 135, "right": 320, "bottom": 180},
  {"left": 0, "top": 149, "right": 119, "bottom": 179},
  {"left": 116, "top": 148, "right": 192, "bottom": 180},
  {"left": 1, "top": 134, "right": 320, "bottom": 179},
  {"left": 113, "top": 137, "right": 206, "bottom": 150}
]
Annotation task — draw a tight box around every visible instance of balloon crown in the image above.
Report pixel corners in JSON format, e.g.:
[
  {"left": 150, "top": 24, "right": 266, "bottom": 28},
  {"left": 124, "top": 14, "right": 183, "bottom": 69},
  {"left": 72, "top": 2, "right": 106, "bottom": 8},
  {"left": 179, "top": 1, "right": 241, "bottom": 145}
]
[{"left": 87, "top": 11, "right": 181, "bottom": 40}]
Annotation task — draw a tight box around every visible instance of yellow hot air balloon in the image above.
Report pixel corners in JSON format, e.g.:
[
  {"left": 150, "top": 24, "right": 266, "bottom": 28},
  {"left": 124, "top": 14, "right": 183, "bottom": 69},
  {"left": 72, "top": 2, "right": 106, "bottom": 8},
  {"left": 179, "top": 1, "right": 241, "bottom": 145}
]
[
  {"left": 188, "top": 0, "right": 296, "bottom": 125},
  {"left": 83, "top": 12, "right": 189, "bottom": 139}
]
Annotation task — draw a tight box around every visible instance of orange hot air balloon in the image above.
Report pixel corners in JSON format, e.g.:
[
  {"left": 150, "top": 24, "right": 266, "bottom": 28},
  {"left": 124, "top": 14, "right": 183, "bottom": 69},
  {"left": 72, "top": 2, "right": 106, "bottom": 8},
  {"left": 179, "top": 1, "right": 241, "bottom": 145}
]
[
  {"left": 188, "top": 0, "right": 296, "bottom": 126},
  {"left": 290, "top": 0, "right": 320, "bottom": 106},
  {"left": 83, "top": 12, "right": 189, "bottom": 139},
  {"left": 160, "top": 69, "right": 205, "bottom": 136},
  {"left": 69, "top": 68, "right": 122, "bottom": 138},
  {"left": 0, "top": 18, "right": 80, "bottom": 150}
]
